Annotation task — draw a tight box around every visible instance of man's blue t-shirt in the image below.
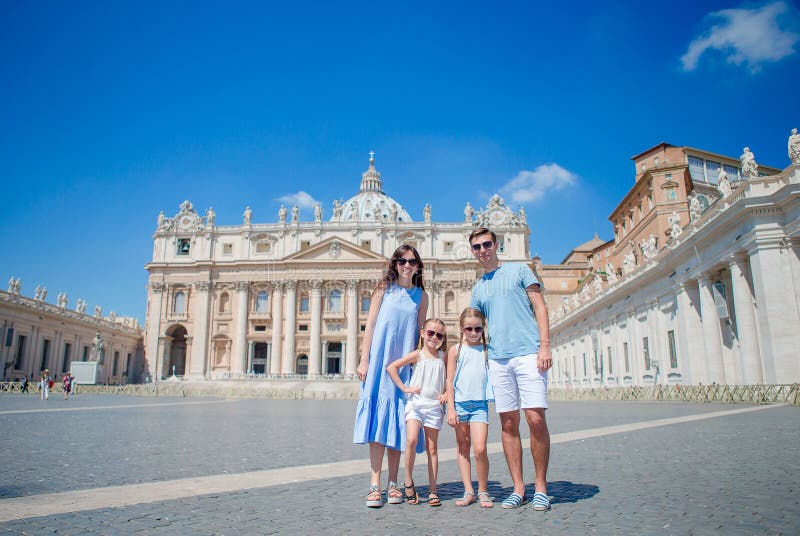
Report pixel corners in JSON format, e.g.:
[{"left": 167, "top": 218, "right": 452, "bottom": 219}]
[{"left": 470, "top": 262, "right": 541, "bottom": 360}]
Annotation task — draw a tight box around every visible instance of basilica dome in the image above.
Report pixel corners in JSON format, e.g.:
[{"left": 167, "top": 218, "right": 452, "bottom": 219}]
[{"left": 331, "top": 153, "right": 413, "bottom": 223}]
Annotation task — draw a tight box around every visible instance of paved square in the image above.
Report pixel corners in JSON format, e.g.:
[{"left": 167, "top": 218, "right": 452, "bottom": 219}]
[{"left": 0, "top": 393, "right": 797, "bottom": 534}]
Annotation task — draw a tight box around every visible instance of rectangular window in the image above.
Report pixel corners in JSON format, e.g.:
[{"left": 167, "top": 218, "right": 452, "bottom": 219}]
[
  {"left": 688, "top": 156, "right": 706, "bottom": 183},
  {"left": 254, "top": 325, "right": 266, "bottom": 332},
  {"left": 623, "top": 342, "right": 630, "bottom": 373},
  {"left": 113, "top": 351, "right": 120, "bottom": 375},
  {"left": 668, "top": 330, "right": 678, "bottom": 369},
  {"left": 607, "top": 346, "right": 613, "bottom": 375},
  {"left": 360, "top": 324, "right": 366, "bottom": 332},
  {"left": 298, "top": 324, "right": 308, "bottom": 332},
  {"left": 82, "top": 346, "right": 89, "bottom": 361},
  {"left": 642, "top": 337, "right": 651, "bottom": 371},
  {"left": 299, "top": 296, "right": 309, "bottom": 313},
  {"left": 4, "top": 327, "right": 13, "bottom": 347},
  {"left": 223, "top": 243, "right": 233, "bottom": 255},
  {"left": 177, "top": 238, "right": 191, "bottom": 255},
  {"left": 327, "top": 290, "right": 343, "bottom": 312},
  {"left": 723, "top": 164, "right": 740, "bottom": 182},
  {"left": 40, "top": 339, "right": 51, "bottom": 372},
  {"left": 497, "top": 235, "right": 506, "bottom": 253},
  {"left": 361, "top": 296, "right": 370, "bottom": 313},
  {"left": 705, "top": 160, "right": 722, "bottom": 185},
  {"left": 14, "top": 335, "right": 27, "bottom": 369},
  {"left": 62, "top": 343, "right": 72, "bottom": 373}
]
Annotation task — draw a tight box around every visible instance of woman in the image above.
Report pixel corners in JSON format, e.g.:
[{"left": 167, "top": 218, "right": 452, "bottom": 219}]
[{"left": 353, "top": 245, "right": 428, "bottom": 508}]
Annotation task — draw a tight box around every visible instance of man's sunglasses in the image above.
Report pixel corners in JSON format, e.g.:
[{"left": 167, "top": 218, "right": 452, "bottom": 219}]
[
  {"left": 471, "top": 241, "right": 494, "bottom": 252},
  {"left": 395, "top": 258, "right": 419, "bottom": 266},
  {"left": 462, "top": 326, "right": 484, "bottom": 334},
  {"left": 425, "top": 329, "right": 445, "bottom": 341}
]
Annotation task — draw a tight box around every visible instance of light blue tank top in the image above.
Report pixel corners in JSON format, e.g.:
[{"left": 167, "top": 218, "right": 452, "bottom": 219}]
[{"left": 453, "top": 344, "right": 488, "bottom": 403}]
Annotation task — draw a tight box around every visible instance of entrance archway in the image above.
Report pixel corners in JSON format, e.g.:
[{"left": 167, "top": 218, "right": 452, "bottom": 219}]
[
  {"left": 326, "top": 342, "right": 342, "bottom": 374},
  {"left": 166, "top": 325, "right": 187, "bottom": 377}
]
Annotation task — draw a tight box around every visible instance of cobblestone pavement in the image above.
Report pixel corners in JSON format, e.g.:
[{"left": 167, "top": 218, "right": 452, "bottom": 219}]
[{"left": 0, "top": 393, "right": 797, "bottom": 534}]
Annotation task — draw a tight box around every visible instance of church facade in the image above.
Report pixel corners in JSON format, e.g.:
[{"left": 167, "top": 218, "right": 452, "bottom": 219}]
[{"left": 144, "top": 154, "right": 530, "bottom": 380}]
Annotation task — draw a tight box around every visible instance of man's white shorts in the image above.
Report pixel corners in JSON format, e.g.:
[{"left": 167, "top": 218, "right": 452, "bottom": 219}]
[{"left": 488, "top": 353, "right": 549, "bottom": 413}]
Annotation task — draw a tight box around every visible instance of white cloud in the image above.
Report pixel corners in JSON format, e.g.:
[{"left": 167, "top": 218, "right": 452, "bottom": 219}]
[
  {"left": 681, "top": 1, "right": 799, "bottom": 72},
  {"left": 276, "top": 190, "right": 317, "bottom": 208},
  {"left": 499, "top": 163, "right": 577, "bottom": 204}
]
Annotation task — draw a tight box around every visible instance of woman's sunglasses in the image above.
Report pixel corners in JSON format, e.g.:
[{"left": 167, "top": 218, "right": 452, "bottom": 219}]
[
  {"left": 462, "top": 326, "right": 484, "bottom": 334},
  {"left": 425, "top": 329, "right": 445, "bottom": 341},
  {"left": 395, "top": 258, "right": 419, "bottom": 266},
  {"left": 471, "top": 240, "right": 494, "bottom": 252}
]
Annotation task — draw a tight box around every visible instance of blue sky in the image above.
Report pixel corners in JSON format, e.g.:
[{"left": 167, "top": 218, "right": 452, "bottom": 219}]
[{"left": 1, "top": 0, "right": 799, "bottom": 323}]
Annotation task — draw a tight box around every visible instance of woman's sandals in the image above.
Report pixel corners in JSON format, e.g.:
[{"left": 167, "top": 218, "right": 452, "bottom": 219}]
[
  {"left": 428, "top": 493, "right": 442, "bottom": 507},
  {"left": 404, "top": 481, "right": 419, "bottom": 505},
  {"left": 456, "top": 491, "right": 476, "bottom": 507},
  {"left": 478, "top": 490, "right": 494, "bottom": 508}
]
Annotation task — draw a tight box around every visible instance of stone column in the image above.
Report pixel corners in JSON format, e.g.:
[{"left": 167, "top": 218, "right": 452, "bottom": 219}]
[
  {"left": 430, "top": 282, "right": 440, "bottom": 318},
  {"left": 346, "top": 282, "right": 359, "bottom": 375},
  {"left": 188, "top": 281, "right": 210, "bottom": 379},
  {"left": 145, "top": 282, "right": 166, "bottom": 381},
  {"left": 248, "top": 341, "right": 255, "bottom": 374},
  {"left": 309, "top": 280, "right": 322, "bottom": 376},
  {"left": 232, "top": 282, "right": 249, "bottom": 375},
  {"left": 322, "top": 341, "right": 328, "bottom": 374},
  {"left": 156, "top": 337, "right": 166, "bottom": 380},
  {"left": 698, "top": 276, "right": 725, "bottom": 384},
  {"left": 729, "top": 255, "right": 763, "bottom": 384},
  {"left": 270, "top": 283, "right": 283, "bottom": 374},
  {"left": 676, "top": 281, "right": 706, "bottom": 384},
  {"left": 751, "top": 240, "right": 800, "bottom": 382},
  {"left": 282, "top": 282, "right": 296, "bottom": 375}
]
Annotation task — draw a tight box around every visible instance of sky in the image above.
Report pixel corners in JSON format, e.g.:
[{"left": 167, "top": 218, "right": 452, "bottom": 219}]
[{"left": 1, "top": 0, "right": 799, "bottom": 324}]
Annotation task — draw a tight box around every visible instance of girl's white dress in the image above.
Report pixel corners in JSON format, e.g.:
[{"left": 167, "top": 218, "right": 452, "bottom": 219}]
[{"left": 404, "top": 349, "right": 446, "bottom": 429}]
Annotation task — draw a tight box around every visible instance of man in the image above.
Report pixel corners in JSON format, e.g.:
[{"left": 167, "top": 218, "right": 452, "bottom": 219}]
[{"left": 469, "top": 227, "right": 552, "bottom": 511}]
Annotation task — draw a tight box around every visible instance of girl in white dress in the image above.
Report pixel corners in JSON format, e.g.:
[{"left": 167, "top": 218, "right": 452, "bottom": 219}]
[{"left": 387, "top": 318, "right": 448, "bottom": 507}]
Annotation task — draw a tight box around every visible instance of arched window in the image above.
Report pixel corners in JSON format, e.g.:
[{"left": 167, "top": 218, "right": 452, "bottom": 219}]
[
  {"left": 218, "top": 292, "right": 229, "bottom": 313},
  {"left": 173, "top": 291, "right": 186, "bottom": 314},
  {"left": 444, "top": 291, "right": 455, "bottom": 313},
  {"left": 327, "top": 289, "right": 343, "bottom": 312},
  {"left": 256, "top": 291, "right": 269, "bottom": 313}
]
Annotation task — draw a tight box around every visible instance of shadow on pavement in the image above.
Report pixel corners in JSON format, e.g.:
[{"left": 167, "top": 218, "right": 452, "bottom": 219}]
[{"left": 548, "top": 480, "right": 600, "bottom": 504}]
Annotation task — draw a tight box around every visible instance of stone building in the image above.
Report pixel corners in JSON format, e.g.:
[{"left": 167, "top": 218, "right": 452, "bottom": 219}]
[
  {"left": 546, "top": 132, "right": 800, "bottom": 388},
  {"left": 144, "top": 154, "right": 531, "bottom": 380},
  {"left": 0, "top": 282, "right": 143, "bottom": 384}
]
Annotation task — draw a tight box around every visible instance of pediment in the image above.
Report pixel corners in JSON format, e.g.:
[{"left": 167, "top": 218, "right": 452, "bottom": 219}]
[{"left": 283, "top": 237, "right": 386, "bottom": 262}]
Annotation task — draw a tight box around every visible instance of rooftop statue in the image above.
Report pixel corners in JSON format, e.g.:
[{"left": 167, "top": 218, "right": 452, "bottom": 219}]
[
  {"left": 740, "top": 147, "right": 758, "bottom": 180},
  {"left": 789, "top": 128, "right": 800, "bottom": 165},
  {"left": 243, "top": 206, "right": 252, "bottom": 225},
  {"left": 278, "top": 205, "right": 287, "bottom": 223}
]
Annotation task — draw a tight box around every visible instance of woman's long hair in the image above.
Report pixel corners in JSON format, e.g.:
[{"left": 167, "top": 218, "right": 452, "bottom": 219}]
[{"left": 377, "top": 244, "right": 425, "bottom": 291}]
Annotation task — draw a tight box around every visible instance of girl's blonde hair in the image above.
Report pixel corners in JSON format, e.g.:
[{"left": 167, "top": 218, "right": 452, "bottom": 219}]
[
  {"left": 455, "top": 308, "right": 488, "bottom": 363},
  {"left": 417, "top": 318, "right": 448, "bottom": 352}
]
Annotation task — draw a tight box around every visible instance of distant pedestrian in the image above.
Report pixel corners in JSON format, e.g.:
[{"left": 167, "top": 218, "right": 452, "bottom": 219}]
[
  {"left": 62, "top": 374, "right": 72, "bottom": 400},
  {"left": 40, "top": 369, "right": 50, "bottom": 400},
  {"left": 353, "top": 245, "right": 429, "bottom": 508},
  {"left": 70, "top": 374, "right": 77, "bottom": 396},
  {"left": 20, "top": 376, "right": 28, "bottom": 393}
]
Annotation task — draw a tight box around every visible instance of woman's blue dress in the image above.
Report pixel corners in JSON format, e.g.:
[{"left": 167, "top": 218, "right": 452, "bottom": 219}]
[{"left": 353, "top": 283, "right": 422, "bottom": 451}]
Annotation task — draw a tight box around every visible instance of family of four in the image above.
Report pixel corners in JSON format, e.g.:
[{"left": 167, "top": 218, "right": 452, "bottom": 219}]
[{"left": 353, "top": 227, "right": 552, "bottom": 511}]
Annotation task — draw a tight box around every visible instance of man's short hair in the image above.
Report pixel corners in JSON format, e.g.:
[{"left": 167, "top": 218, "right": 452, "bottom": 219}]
[{"left": 469, "top": 227, "right": 497, "bottom": 244}]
